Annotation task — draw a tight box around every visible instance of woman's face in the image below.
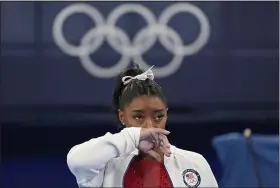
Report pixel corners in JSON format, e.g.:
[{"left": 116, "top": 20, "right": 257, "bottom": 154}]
[{"left": 119, "top": 95, "right": 168, "bottom": 129}]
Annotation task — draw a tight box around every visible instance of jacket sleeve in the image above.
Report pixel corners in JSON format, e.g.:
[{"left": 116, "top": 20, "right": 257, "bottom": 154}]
[
  {"left": 67, "top": 127, "right": 141, "bottom": 187},
  {"left": 199, "top": 155, "right": 219, "bottom": 187}
]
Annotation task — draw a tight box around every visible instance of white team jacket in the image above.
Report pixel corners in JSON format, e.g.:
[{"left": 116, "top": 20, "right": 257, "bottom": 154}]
[{"left": 67, "top": 127, "right": 218, "bottom": 187}]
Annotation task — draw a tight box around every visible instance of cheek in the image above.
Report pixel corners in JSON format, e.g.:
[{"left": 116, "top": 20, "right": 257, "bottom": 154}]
[{"left": 157, "top": 119, "right": 167, "bottom": 129}]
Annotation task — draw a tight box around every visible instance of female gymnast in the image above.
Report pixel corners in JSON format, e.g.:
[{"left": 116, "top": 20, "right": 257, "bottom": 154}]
[{"left": 67, "top": 65, "right": 218, "bottom": 188}]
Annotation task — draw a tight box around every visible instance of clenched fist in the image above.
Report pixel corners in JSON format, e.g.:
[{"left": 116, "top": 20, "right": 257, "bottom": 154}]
[{"left": 139, "top": 128, "right": 171, "bottom": 161}]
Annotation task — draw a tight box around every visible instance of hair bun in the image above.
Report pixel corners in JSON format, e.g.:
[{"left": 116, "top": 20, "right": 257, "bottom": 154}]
[
  {"left": 133, "top": 63, "right": 140, "bottom": 70},
  {"left": 112, "top": 64, "right": 144, "bottom": 112},
  {"left": 123, "top": 64, "right": 144, "bottom": 78}
]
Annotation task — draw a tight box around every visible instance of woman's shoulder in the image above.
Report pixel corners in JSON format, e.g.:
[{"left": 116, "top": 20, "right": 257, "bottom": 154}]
[{"left": 171, "top": 145, "right": 209, "bottom": 164}]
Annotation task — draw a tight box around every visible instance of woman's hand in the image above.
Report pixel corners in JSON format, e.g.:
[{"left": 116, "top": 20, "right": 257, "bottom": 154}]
[{"left": 139, "top": 128, "right": 171, "bottom": 161}]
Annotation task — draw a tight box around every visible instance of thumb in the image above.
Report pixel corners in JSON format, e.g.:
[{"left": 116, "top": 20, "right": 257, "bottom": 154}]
[{"left": 145, "top": 150, "right": 161, "bottom": 162}]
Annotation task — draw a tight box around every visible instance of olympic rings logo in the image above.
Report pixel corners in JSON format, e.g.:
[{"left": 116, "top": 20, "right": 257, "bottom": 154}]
[{"left": 52, "top": 3, "right": 210, "bottom": 78}]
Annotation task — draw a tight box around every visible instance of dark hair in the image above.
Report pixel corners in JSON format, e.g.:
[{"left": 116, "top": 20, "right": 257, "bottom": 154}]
[{"left": 112, "top": 64, "right": 167, "bottom": 127}]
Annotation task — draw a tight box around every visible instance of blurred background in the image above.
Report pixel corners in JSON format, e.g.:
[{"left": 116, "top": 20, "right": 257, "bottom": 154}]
[{"left": 0, "top": 1, "right": 279, "bottom": 188}]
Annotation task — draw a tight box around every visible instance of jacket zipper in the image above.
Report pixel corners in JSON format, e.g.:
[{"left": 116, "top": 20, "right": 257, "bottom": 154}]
[
  {"left": 122, "top": 155, "right": 137, "bottom": 187},
  {"left": 163, "top": 163, "right": 174, "bottom": 188}
]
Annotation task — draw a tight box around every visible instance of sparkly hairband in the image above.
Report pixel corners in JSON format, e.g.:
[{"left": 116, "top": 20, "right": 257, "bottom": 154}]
[{"left": 121, "top": 65, "right": 155, "bottom": 85}]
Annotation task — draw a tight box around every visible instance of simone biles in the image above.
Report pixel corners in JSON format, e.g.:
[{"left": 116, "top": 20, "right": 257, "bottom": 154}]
[{"left": 67, "top": 65, "right": 218, "bottom": 188}]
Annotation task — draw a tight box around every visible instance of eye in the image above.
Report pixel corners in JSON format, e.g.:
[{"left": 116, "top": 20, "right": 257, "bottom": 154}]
[
  {"left": 133, "top": 115, "right": 143, "bottom": 120},
  {"left": 155, "top": 114, "right": 164, "bottom": 121}
]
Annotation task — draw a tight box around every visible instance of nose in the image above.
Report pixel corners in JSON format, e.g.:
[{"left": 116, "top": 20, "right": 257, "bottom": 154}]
[{"left": 142, "top": 118, "right": 154, "bottom": 128}]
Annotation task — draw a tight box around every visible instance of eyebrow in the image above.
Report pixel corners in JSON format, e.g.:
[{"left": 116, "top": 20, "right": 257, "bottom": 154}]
[
  {"left": 132, "top": 110, "right": 144, "bottom": 113},
  {"left": 132, "top": 109, "right": 164, "bottom": 113}
]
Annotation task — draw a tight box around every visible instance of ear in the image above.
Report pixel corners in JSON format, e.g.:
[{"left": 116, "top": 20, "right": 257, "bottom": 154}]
[{"left": 118, "top": 109, "right": 125, "bottom": 125}]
